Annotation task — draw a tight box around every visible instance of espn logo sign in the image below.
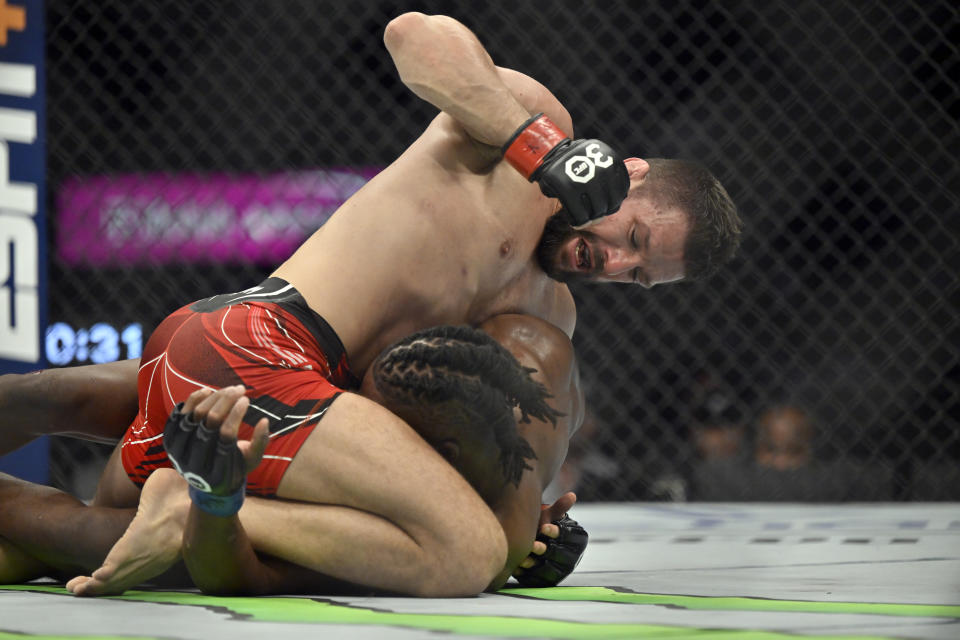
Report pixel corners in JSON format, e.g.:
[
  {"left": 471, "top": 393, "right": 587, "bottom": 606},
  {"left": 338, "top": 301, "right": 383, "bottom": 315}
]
[{"left": 0, "top": 0, "right": 43, "bottom": 365}]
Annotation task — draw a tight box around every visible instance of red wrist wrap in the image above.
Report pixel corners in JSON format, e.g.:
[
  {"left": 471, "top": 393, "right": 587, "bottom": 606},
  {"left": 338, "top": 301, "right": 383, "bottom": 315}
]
[{"left": 502, "top": 114, "right": 569, "bottom": 180}]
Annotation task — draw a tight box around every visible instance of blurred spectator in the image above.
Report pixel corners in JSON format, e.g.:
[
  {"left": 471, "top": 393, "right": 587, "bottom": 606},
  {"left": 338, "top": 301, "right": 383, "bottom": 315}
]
[
  {"left": 688, "top": 371, "right": 748, "bottom": 459},
  {"left": 753, "top": 405, "right": 851, "bottom": 500},
  {"left": 686, "top": 381, "right": 752, "bottom": 501},
  {"left": 754, "top": 405, "right": 815, "bottom": 470},
  {"left": 693, "top": 423, "right": 746, "bottom": 462},
  {"left": 752, "top": 404, "right": 894, "bottom": 501},
  {"left": 691, "top": 403, "right": 894, "bottom": 502},
  {"left": 748, "top": 404, "right": 828, "bottom": 500}
]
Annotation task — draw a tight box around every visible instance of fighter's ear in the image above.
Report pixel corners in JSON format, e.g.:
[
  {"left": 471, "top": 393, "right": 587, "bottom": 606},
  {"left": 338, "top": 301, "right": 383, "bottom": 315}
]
[
  {"left": 434, "top": 438, "right": 460, "bottom": 464},
  {"left": 624, "top": 157, "right": 650, "bottom": 181}
]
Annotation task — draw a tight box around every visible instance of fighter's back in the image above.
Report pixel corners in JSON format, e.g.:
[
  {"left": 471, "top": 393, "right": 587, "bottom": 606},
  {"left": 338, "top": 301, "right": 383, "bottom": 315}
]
[{"left": 272, "top": 69, "right": 576, "bottom": 375}]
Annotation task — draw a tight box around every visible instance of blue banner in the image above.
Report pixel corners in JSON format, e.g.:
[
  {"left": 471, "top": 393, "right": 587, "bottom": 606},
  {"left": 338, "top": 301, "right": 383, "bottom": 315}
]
[{"left": 0, "top": 0, "right": 48, "bottom": 482}]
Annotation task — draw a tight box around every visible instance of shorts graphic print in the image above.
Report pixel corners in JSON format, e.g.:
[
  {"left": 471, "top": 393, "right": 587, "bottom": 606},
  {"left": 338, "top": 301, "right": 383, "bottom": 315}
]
[{"left": 120, "top": 278, "right": 358, "bottom": 497}]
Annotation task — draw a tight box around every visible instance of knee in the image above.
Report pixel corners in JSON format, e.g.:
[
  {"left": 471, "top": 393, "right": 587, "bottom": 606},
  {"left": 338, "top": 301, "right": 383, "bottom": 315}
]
[{"left": 411, "top": 511, "right": 507, "bottom": 597}]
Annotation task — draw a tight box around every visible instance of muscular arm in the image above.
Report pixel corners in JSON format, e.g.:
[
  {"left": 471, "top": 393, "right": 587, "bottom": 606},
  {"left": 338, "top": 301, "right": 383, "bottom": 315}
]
[
  {"left": 383, "top": 13, "right": 573, "bottom": 149},
  {"left": 384, "top": 12, "right": 531, "bottom": 147}
]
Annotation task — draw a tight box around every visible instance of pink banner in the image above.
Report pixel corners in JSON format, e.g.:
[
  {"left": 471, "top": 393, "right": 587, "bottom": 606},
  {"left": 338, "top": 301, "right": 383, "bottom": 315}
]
[{"left": 57, "top": 168, "right": 380, "bottom": 266}]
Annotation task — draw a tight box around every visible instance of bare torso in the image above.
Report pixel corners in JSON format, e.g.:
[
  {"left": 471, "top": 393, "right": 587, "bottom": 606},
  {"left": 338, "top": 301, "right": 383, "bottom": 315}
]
[{"left": 271, "top": 112, "right": 574, "bottom": 375}]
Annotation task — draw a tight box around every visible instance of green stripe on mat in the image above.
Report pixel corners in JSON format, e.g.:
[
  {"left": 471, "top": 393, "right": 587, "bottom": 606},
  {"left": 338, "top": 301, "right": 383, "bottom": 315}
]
[
  {"left": 2, "top": 584, "right": 905, "bottom": 640},
  {"left": 0, "top": 635, "right": 157, "bottom": 640},
  {"left": 500, "top": 586, "right": 960, "bottom": 619}
]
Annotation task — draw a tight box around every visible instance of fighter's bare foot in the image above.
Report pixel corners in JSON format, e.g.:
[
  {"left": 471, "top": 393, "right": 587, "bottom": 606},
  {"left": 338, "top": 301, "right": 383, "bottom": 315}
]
[{"left": 67, "top": 469, "right": 189, "bottom": 596}]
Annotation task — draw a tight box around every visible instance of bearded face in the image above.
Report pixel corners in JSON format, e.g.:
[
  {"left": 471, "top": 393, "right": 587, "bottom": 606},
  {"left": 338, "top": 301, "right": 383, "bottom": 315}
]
[
  {"left": 537, "top": 208, "right": 621, "bottom": 284},
  {"left": 536, "top": 194, "right": 690, "bottom": 288},
  {"left": 536, "top": 211, "right": 599, "bottom": 284}
]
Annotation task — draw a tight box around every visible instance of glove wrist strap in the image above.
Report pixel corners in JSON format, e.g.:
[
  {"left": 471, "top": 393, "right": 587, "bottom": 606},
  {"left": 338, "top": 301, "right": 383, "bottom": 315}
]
[
  {"left": 502, "top": 113, "right": 569, "bottom": 180},
  {"left": 188, "top": 484, "right": 245, "bottom": 517}
]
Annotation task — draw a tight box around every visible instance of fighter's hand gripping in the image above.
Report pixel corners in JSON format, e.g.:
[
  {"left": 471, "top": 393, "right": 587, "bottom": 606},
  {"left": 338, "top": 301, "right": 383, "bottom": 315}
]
[
  {"left": 163, "top": 385, "right": 269, "bottom": 517},
  {"left": 512, "top": 492, "right": 589, "bottom": 588},
  {"left": 502, "top": 113, "right": 630, "bottom": 226}
]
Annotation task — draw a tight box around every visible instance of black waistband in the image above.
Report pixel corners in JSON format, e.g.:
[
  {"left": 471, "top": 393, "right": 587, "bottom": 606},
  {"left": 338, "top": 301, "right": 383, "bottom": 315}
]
[{"left": 190, "top": 278, "right": 357, "bottom": 388}]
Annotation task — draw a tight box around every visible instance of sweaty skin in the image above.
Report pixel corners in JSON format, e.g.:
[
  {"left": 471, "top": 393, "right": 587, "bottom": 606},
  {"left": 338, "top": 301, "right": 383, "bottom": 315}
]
[
  {"left": 272, "top": 73, "right": 579, "bottom": 374},
  {"left": 71, "top": 14, "right": 582, "bottom": 598},
  {"left": 1, "top": 13, "right": 679, "bottom": 597},
  {"left": 0, "top": 16, "right": 576, "bottom": 595},
  {"left": 165, "top": 314, "right": 581, "bottom": 595},
  {"left": 273, "top": 15, "right": 684, "bottom": 372},
  {"left": 0, "top": 315, "right": 580, "bottom": 595}
]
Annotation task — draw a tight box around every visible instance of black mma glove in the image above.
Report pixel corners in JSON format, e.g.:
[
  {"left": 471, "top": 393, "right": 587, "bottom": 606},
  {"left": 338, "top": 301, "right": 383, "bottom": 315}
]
[
  {"left": 163, "top": 401, "right": 247, "bottom": 517},
  {"left": 502, "top": 113, "right": 630, "bottom": 226},
  {"left": 514, "top": 514, "right": 589, "bottom": 588}
]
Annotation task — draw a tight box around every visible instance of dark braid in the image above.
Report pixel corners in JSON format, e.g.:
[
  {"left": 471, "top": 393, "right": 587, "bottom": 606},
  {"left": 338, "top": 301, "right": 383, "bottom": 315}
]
[{"left": 373, "top": 325, "right": 563, "bottom": 487}]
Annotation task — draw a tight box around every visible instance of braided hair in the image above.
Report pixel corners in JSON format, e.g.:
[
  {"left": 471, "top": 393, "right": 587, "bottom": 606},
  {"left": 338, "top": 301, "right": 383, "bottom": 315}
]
[{"left": 372, "top": 325, "right": 562, "bottom": 488}]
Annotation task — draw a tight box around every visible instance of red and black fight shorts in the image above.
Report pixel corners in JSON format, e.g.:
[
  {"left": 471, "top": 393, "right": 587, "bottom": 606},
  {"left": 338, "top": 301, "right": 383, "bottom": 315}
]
[{"left": 120, "top": 278, "right": 359, "bottom": 497}]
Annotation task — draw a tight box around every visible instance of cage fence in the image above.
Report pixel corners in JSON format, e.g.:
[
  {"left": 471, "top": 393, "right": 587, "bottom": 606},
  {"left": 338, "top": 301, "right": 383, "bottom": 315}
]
[{"left": 40, "top": 0, "right": 958, "bottom": 502}]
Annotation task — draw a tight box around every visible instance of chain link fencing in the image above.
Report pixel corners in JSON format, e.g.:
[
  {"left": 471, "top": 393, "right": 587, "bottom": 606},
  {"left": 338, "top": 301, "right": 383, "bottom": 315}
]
[{"left": 40, "top": 0, "right": 958, "bottom": 501}]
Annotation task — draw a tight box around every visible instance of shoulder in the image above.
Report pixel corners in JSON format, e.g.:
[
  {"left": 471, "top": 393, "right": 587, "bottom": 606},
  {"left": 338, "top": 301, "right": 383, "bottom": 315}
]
[
  {"left": 480, "top": 314, "right": 570, "bottom": 352},
  {"left": 479, "top": 314, "right": 574, "bottom": 388},
  {"left": 480, "top": 313, "right": 584, "bottom": 436}
]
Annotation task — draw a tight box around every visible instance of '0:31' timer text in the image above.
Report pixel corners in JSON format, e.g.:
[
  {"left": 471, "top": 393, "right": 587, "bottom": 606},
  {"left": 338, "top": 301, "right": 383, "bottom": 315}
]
[{"left": 46, "top": 322, "right": 143, "bottom": 366}]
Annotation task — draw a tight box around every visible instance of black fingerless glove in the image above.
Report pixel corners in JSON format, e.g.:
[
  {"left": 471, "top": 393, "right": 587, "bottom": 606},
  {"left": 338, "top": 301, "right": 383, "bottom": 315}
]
[
  {"left": 503, "top": 113, "right": 630, "bottom": 226},
  {"left": 163, "top": 402, "right": 247, "bottom": 516},
  {"left": 514, "top": 514, "right": 589, "bottom": 588}
]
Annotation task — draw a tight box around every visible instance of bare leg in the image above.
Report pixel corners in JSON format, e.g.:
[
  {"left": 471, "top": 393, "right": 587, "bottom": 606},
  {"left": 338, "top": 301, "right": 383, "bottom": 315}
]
[
  {"left": 91, "top": 440, "right": 146, "bottom": 509},
  {"left": 0, "top": 360, "right": 139, "bottom": 456},
  {"left": 270, "top": 393, "right": 507, "bottom": 596},
  {"left": 71, "top": 393, "right": 506, "bottom": 597},
  {"left": 0, "top": 472, "right": 135, "bottom": 580}
]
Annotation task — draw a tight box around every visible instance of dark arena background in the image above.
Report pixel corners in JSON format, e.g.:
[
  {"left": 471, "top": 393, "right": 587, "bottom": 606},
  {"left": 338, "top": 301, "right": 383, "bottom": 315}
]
[
  {"left": 2, "top": 1, "right": 958, "bottom": 503},
  {"left": 2, "top": 2, "right": 959, "bottom": 638}
]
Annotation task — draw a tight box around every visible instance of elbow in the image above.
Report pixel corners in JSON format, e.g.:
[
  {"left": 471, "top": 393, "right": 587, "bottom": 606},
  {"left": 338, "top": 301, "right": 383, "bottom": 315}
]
[{"left": 383, "top": 12, "right": 428, "bottom": 53}]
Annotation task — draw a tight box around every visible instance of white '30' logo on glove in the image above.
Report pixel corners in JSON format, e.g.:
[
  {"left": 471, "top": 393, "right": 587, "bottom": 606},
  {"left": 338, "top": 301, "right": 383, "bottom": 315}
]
[{"left": 564, "top": 143, "right": 614, "bottom": 184}]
